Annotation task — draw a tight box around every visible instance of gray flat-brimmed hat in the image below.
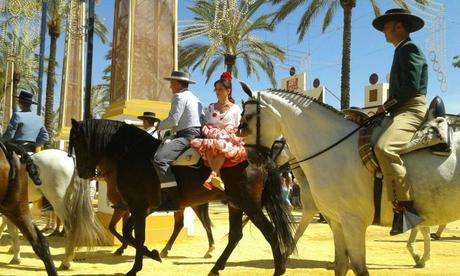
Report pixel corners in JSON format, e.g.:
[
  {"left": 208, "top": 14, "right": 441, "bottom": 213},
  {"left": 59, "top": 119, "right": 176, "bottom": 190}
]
[
  {"left": 137, "top": 111, "right": 161, "bottom": 123},
  {"left": 372, "top": 8, "right": 424, "bottom": 33},
  {"left": 163, "top": 70, "right": 196, "bottom": 84},
  {"left": 15, "top": 90, "right": 37, "bottom": 104}
]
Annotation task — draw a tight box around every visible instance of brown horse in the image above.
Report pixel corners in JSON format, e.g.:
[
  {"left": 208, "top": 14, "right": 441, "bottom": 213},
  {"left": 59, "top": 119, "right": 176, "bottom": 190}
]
[
  {"left": 69, "top": 119, "right": 295, "bottom": 276},
  {"left": 0, "top": 143, "right": 57, "bottom": 275}
]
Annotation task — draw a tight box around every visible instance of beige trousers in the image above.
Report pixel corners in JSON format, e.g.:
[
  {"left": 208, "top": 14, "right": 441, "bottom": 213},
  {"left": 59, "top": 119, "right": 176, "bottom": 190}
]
[{"left": 375, "top": 96, "right": 426, "bottom": 201}]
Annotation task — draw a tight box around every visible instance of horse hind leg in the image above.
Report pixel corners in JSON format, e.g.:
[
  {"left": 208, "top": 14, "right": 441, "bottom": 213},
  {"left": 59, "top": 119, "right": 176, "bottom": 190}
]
[
  {"left": 6, "top": 220, "right": 21, "bottom": 264},
  {"left": 160, "top": 210, "right": 185, "bottom": 258},
  {"left": 110, "top": 208, "right": 129, "bottom": 256},
  {"left": 407, "top": 228, "right": 421, "bottom": 264},
  {"left": 415, "top": 227, "right": 431, "bottom": 268},
  {"left": 7, "top": 213, "right": 57, "bottom": 276},
  {"left": 193, "top": 204, "right": 215, "bottom": 258}
]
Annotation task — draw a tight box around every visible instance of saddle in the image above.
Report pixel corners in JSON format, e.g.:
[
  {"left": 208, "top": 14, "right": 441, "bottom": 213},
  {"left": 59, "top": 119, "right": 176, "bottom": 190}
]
[{"left": 358, "top": 96, "right": 454, "bottom": 174}]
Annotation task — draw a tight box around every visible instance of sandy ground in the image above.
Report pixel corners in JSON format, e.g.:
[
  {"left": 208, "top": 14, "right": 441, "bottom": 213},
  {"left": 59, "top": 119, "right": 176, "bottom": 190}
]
[{"left": 0, "top": 203, "right": 459, "bottom": 276}]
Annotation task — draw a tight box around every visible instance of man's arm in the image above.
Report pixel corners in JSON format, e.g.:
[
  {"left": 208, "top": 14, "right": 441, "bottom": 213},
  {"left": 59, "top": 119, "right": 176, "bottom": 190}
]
[
  {"left": 1, "top": 113, "right": 20, "bottom": 142},
  {"left": 157, "top": 95, "right": 185, "bottom": 130},
  {"left": 35, "top": 125, "right": 49, "bottom": 146}
]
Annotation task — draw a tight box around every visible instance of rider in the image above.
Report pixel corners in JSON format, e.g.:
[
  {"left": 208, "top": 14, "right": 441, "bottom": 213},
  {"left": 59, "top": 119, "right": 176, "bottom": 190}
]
[
  {"left": 138, "top": 111, "right": 161, "bottom": 139},
  {"left": 1, "top": 90, "right": 49, "bottom": 152},
  {"left": 152, "top": 71, "right": 203, "bottom": 211},
  {"left": 372, "top": 9, "right": 427, "bottom": 235}
]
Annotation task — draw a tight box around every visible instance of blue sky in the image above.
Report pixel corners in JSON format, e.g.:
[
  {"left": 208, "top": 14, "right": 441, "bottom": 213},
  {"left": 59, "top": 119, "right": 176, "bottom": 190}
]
[{"left": 51, "top": 0, "right": 460, "bottom": 113}]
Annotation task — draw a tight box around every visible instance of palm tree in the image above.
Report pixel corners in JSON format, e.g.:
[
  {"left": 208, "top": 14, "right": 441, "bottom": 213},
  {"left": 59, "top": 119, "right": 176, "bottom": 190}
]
[
  {"left": 44, "top": 0, "right": 108, "bottom": 138},
  {"left": 270, "top": 0, "right": 429, "bottom": 110},
  {"left": 179, "top": 0, "right": 285, "bottom": 86}
]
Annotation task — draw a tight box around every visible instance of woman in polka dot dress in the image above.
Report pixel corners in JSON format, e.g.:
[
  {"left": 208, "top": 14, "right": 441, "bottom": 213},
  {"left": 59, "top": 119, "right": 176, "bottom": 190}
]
[{"left": 191, "top": 72, "right": 247, "bottom": 191}]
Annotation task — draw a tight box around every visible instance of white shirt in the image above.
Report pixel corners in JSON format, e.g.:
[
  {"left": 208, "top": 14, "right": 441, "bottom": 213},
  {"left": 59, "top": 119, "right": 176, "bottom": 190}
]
[
  {"left": 158, "top": 89, "right": 203, "bottom": 132},
  {"left": 204, "top": 103, "right": 241, "bottom": 128},
  {"left": 146, "top": 126, "right": 159, "bottom": 139}
]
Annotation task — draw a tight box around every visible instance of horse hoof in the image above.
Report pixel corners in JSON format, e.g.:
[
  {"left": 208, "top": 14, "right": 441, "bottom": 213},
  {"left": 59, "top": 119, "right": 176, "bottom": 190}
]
[
  {"left": 159, "top": 250, "right": 168, "bottom": 258},
  {"left": 413, "top": 254, "right": 421, "bottom": 263},
  {"left": 58, "top": 263, "right": 70, "bottom": 271},
  {"left": 149, "top": 249, "right": 162, "bottom": 263},
  {"left": 274, "top": 268, "right": 286, "bottom": 275},
  {"left": 203, "top": 253, "right": 212, "bottom": 258},
  {"left": 113, "top": 248, "right": 124, "bottom": 256},
  {"left": 9, "top": 258, "right": 20, "bottom": 265},
  {"left": 126, "top": 270, "right": 137, "bottom": 276},
  {"left": 207, "top": 271, "right": 219, "bottom": 276},
  {"left": 414, "top": 262, "right": 425, "bottom": 268},
  {"left": 326, "top": 261, "right": 335, "bottom": 270}
]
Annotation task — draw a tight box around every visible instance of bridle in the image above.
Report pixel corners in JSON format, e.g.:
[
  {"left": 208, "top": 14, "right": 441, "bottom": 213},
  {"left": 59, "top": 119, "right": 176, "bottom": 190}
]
[{"left": 241, "top": 91, "right": 384, "bottom": 166}]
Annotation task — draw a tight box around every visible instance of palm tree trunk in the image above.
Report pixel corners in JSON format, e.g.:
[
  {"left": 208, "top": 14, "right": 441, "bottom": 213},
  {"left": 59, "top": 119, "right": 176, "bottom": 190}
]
[
  {"left": 225, "top": 54, "right": 236, "bottom": 73},
  {"left": 340, "top": 1, "right": 355, "bottom": 110},
  {"left": 44, "top": 31, "right": 59, "bottom": 139}
]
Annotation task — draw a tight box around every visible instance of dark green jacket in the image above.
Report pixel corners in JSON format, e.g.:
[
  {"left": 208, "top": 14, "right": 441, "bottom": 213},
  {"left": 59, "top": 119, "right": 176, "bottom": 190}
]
[{"left": 388, "top": 38, "right": 428, "bottom": 107}]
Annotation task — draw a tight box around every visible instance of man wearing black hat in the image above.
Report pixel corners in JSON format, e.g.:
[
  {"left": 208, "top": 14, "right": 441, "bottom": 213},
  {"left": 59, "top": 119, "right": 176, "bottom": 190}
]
[
  {"left": 152, "top": 71, "right": 203, "bottom": 211},
  {"left": 1, "top": 90, "right": 49, "bottom": 152},
  {"left": 373, "top": 9, "right": 427, "bottom": 235},
  {"left": 138, "top": 111, "right": 161, "bottom": 139}
]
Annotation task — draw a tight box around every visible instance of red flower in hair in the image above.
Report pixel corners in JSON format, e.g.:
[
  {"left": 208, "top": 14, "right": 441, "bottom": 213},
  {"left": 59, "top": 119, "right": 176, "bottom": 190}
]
[{"left": 220, "top": 72, "right": 232, "bottom": 81}]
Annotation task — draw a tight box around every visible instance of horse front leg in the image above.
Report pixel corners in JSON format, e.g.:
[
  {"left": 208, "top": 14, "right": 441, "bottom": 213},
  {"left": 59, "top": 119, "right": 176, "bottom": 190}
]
[
  {"left": 160, "top": 210, "right": 184, "bottom": 258},
  {"left": 238, "top": 202, "right": 287, "bottom": 276},
  {"left": 292, "top": 180, "right": 317, "bottom": 254},
  {"left": 7, "top": 212, "right": 57, "bottom": 276},
  {"left": 341, "top": 220, "right": 369, "bottom": 276},
  {"left": 329, "top": 220, "right": 349, "bottom": 276},
  {"left": 193, "top": 204, "right": 215, "bottom": 258},
  {"left": 209, "top": 205, "right": 243, "bottom": 276}
]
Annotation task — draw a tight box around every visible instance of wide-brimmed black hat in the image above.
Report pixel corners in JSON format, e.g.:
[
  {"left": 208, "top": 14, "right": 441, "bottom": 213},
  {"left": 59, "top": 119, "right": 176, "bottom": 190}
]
[
  {"left": 163, "top": 70, "right": 196, "bottom": 84},
  {"left": 15, "top": 90, "right": 37, "bottom": 104},
  {"left": 372, "top": 8, "right": 424, "bottom": 33},
  {"left": 137, "top": 111, "right": 161, "bottom": 123}
]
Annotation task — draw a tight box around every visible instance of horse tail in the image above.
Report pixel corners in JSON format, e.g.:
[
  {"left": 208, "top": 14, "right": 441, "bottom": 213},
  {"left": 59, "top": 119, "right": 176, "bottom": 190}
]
[
  {"left": 63, "top": 167, "right": 110, "bottom": 249},
  {"left": 197, "top": 203, "right": 213, "bottom": 229},
  {"left": 261, "top": 159, "right": 296, "bottom": 258},
  {"left": 5, "top": 143, "right": 41, "bottom": 185}
]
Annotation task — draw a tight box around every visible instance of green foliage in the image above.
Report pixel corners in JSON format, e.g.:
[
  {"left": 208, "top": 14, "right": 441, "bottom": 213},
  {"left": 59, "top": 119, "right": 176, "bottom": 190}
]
[{"left": 179, "top": 0, "right": 285, "bottom": 87}]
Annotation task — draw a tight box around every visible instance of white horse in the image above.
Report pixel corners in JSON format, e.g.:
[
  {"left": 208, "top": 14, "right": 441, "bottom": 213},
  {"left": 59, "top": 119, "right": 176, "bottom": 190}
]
[
  {"left": 0, "top": 149, "right": 109, "bottom": 269},
  {"left": 274, "top": 142, "right": 435, "bottom": 269},
  {"left": 240, "top": 87, "right": 460, "bottom": 275}
]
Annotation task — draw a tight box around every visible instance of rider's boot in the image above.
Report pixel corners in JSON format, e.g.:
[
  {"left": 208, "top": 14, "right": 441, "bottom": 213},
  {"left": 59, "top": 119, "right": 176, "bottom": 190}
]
[
  {"left": 390, "top": 201, "right": 423, "bottom": 236},
  {"left": 157, "top": 186, "right": 180, "bottom": 212}
]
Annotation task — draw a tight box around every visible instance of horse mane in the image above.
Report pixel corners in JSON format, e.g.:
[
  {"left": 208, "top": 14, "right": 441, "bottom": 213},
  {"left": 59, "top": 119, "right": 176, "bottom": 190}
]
[
  {"left": 261, "top": 88, "right": 346, "bottom": 118},
  {"left": 80, "top": 119, "right": 126, "bottom": 155},
  {"left": 79, "top": 119, "right": 159, "bottom": 159}
]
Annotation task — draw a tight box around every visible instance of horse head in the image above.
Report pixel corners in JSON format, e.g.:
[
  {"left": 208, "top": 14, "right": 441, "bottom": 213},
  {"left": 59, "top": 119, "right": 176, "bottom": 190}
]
[
  {"left": 239, "top": 82, "right": 283, "bottom": 166},
  {"left": 69, "top": 119, "right": 99, "bottom": 179}
]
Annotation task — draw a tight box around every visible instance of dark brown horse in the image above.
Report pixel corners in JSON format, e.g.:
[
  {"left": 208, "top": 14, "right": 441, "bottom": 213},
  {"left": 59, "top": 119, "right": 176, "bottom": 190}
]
[
  {"left": 0, "top": 143, "right": 57, "bottom": 275},
  {"left": 99, "top": 157, "right": 216, "bottom": 258},
  {"left": 105, "top": 193, "right": 215, "bottom": 258},
  {"left": 69, "top": 119, "right": 295, "bottom": 276}
]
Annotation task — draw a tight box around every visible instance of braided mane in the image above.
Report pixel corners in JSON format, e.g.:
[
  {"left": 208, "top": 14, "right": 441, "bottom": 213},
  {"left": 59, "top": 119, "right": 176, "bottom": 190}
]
[{"left": 261, "top": 88, "right": 346, "bottom": 118}]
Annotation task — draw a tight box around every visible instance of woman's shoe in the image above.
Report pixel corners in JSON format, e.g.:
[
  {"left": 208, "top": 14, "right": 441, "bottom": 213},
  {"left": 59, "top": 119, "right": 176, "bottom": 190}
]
[
  {"left": 203, "top": 180, "right": 213, "bottom": 190},
  {"left": 211, "top": 176, "right": 225, "bottom": 191}
]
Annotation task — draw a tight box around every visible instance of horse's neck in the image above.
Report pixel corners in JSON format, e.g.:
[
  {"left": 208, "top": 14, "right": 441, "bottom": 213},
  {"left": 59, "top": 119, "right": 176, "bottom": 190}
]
[{"left": 278, "top": 101, "right": 356, "bottom": 161}]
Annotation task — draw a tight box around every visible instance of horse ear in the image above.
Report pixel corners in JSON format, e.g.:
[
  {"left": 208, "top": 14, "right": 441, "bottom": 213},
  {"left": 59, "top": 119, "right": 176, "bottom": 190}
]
[
  {"left": 239, "top": 80, "right": 254, "bottom": 98},
  {"left": 71, "top": 118, "right": 78, "bottom": 128}
]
